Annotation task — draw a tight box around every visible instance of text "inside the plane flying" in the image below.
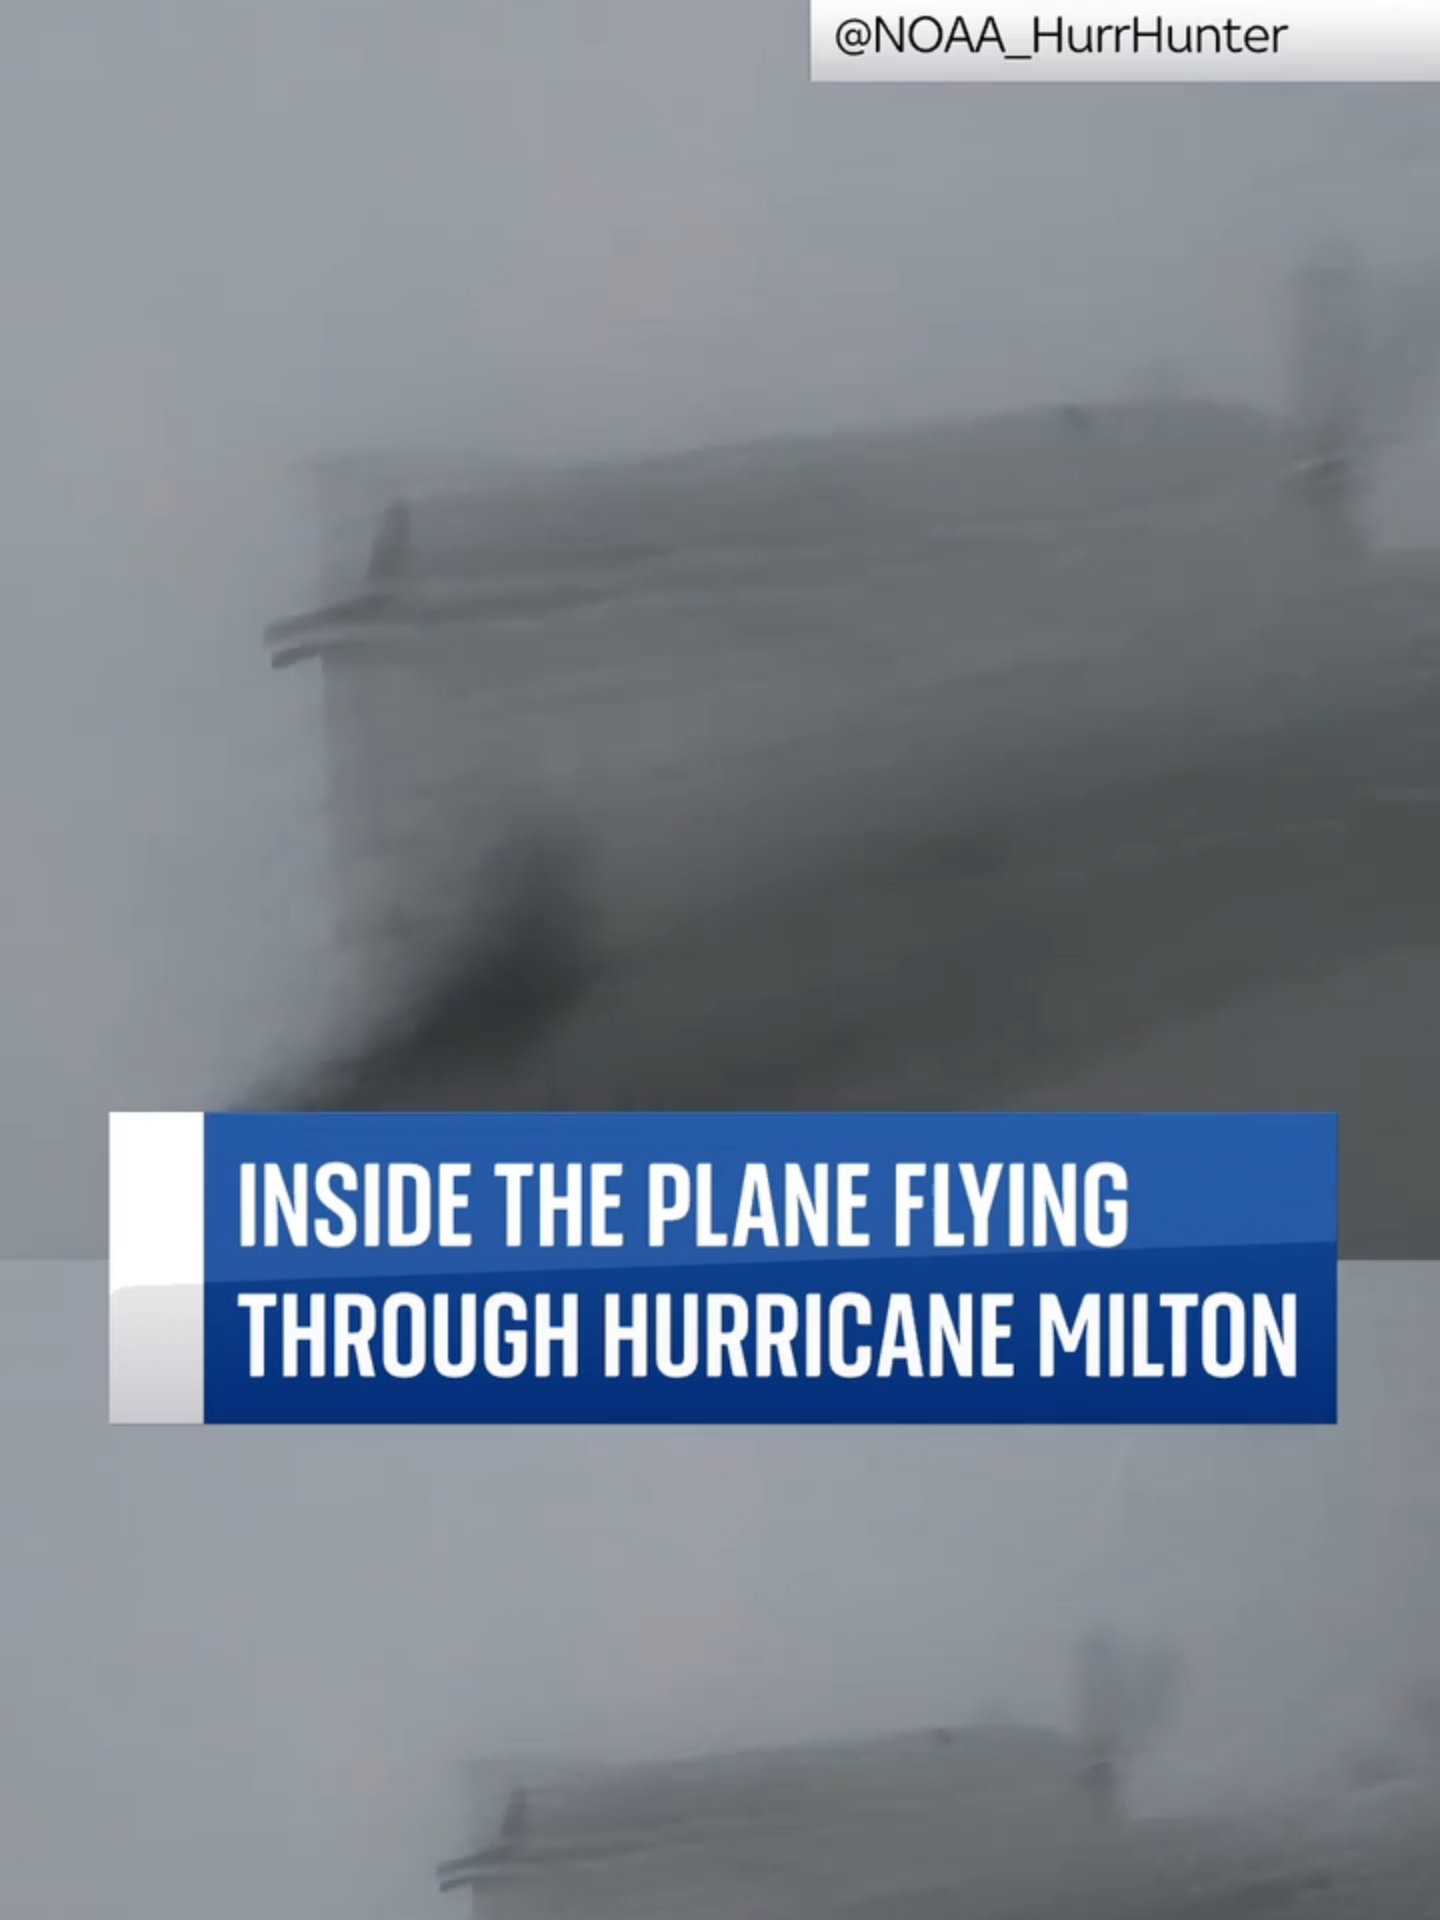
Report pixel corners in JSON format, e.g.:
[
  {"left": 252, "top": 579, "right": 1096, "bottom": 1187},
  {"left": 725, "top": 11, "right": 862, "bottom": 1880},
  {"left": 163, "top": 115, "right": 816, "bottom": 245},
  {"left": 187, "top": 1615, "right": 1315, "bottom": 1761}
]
[{"left": 236, "top": 1159, "right": 1131, "bottom": 1253}]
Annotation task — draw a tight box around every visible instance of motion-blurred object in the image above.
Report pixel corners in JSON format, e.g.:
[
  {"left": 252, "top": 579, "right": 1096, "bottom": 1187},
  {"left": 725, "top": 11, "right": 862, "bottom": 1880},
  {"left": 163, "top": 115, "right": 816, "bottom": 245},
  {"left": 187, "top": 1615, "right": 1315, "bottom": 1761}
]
[{"left": 255, "top": 259, "right": 1440, "bottom": 1255}]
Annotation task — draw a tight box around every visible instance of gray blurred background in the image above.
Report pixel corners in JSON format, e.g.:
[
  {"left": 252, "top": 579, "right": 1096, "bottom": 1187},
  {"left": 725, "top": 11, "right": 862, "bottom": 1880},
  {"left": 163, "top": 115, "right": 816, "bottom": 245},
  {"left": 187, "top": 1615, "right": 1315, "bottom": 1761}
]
[
  {"left": 6, "top": 9, "right": 1440, "bottom": 1918},
  {"left": 6, "top": 22, "right": 1440, "bottom": 1249}
]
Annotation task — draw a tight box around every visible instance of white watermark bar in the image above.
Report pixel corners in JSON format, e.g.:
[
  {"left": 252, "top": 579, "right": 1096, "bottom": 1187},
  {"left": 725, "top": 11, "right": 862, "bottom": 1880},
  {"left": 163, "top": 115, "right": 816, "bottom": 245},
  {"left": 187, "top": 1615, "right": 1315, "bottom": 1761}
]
[{"left": 811, "top": 0, "right": 1440, "bottom": 79}]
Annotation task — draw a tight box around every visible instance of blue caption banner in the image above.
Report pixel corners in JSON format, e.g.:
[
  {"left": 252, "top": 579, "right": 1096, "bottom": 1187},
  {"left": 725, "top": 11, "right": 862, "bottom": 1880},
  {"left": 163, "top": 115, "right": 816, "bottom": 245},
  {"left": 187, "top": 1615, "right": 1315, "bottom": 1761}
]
[{"left": 107, "top": 1111, "right": 1338, "bottom": 1426}]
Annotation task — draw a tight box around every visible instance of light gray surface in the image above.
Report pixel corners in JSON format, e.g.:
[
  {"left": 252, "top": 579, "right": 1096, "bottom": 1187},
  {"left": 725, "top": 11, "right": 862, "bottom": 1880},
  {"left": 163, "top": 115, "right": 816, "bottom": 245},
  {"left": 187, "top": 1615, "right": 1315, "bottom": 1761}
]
[
  {"left": 433, "top": 1733, "right": 1440, "bottom": 1920},
  {"left": 292, "top": 524, "right": 1440, "bottom": 1255}
]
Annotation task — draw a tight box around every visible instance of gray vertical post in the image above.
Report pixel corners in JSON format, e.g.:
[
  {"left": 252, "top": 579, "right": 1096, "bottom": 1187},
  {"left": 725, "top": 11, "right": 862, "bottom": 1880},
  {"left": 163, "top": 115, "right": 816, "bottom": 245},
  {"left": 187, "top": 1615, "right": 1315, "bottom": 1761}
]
[{"left": 1288, "top": 243, "right": 1369, "bottom": 556}]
